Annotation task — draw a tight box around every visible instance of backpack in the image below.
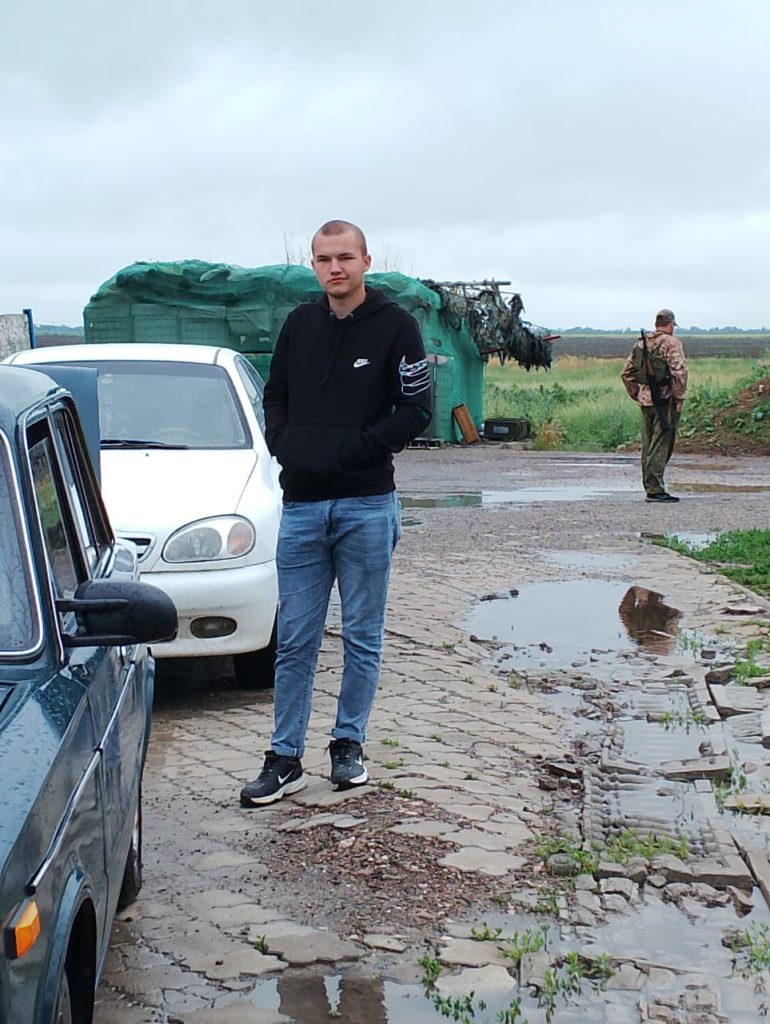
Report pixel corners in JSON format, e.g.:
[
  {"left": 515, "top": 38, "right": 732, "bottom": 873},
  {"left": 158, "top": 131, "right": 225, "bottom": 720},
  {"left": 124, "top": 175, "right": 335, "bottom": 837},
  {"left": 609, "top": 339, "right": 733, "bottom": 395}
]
[{"left": 628, "top": 332, "right": 671, "bottom": 387}]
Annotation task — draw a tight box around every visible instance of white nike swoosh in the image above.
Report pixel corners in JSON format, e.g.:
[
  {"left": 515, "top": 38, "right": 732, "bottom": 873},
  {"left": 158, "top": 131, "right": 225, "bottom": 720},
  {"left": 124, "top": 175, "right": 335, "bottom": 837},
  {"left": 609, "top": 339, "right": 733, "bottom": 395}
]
[{"left": 278, "top": 773, "right": 293, "bottom": 784}]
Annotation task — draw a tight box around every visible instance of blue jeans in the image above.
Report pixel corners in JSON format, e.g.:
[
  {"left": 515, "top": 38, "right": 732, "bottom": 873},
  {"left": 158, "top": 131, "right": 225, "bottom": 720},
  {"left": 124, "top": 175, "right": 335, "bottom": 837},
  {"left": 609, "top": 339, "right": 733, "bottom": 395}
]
[{"left": 271, "top": 492, "right": 401, "bottom": 758}]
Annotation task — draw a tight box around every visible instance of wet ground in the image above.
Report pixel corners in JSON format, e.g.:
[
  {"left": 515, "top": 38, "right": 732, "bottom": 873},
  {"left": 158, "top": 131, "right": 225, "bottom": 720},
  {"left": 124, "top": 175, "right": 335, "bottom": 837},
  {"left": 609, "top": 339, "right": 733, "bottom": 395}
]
[{"left": 95, "top": 447, "right": 770, "bottom": 1023}]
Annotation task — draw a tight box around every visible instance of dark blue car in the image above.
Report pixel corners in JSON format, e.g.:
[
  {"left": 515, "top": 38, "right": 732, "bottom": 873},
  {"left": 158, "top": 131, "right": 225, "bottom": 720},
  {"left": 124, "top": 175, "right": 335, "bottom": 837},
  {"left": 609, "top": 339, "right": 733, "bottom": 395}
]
[{"left": 0, "top": 366, "right": 176, "bottom": 1024}]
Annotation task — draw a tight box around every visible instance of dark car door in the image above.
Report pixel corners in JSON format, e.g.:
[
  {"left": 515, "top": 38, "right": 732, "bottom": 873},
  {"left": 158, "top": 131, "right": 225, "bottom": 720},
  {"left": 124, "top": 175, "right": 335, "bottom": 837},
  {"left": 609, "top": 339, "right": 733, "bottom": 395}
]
[{"left": 28, "top": 403, "right": 146, "bottom": 934}]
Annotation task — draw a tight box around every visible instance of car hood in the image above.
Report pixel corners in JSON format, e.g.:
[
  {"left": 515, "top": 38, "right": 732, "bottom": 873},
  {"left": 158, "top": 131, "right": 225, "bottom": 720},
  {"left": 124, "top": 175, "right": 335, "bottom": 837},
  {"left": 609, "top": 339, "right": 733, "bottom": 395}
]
[{"left": 101, "top": 449, "right": 257, "bottom": 533}]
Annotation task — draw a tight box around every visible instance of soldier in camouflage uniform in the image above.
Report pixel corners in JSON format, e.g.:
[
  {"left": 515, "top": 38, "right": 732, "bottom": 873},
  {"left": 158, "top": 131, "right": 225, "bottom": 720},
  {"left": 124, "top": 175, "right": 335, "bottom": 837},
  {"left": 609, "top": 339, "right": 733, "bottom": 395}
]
[{"left": 621, "top": 309, "right": 688, "bottom": 503}]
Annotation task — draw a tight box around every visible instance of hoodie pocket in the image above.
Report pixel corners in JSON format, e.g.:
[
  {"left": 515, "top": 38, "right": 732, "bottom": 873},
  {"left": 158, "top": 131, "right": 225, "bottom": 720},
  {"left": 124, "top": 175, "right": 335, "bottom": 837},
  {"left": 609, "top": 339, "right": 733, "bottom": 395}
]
[{"left": 277, "top": 424, "right": 380, "bottom": 481}]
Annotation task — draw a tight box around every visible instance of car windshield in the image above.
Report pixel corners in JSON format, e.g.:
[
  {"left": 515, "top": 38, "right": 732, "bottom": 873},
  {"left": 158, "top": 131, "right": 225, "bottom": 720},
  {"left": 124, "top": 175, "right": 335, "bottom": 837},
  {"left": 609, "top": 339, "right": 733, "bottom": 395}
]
[
  {"left": 0, "top": 436, "right": 38, "bottom": 655},
  {"left": 58, "top": 360, "right": 250, "bottom": 449}
]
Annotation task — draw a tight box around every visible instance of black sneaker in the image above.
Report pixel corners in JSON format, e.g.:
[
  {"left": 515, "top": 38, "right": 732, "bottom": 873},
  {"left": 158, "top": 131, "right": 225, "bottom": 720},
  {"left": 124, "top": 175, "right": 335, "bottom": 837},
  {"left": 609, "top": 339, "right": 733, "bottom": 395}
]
[
  {"left": 240, "top": 751, "right": 307, "bottom": 807},
  {"left": 329, "top": 739, "right": 368, "bottom": 791},
  {"left": 645, "top": 492, "right": 680, "bottom": 502}
]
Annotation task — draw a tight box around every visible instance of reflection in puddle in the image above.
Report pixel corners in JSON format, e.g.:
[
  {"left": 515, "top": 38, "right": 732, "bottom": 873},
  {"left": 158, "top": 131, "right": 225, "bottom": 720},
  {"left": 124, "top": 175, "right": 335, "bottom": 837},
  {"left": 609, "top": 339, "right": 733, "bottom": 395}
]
[
  {"left": 618, "top": 586, "right": 682, "bottom": 654},
  {"left": 465, "top": 580, "right": 681, "bottom": 666},
  {"left": 245, "top": 973, "right": 487, "bottom": 1023},
  {"left": 400, "top": 485, "right": 634, "bottom": 509}
]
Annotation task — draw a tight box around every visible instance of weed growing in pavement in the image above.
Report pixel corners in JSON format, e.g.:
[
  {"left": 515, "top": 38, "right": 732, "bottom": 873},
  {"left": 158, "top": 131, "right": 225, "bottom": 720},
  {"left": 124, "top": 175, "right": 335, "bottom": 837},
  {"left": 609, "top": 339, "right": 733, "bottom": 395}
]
[
  {"left": 381, "top": 737, "right": 400, "bottom": 747},
  {"left": 442, "top": 641, "right": 456, "bottom": 650},
  {"left": 536, "top": 828, "right": 688, "bottom": 875},
  {"left": 397, "top": 788, "right": 414, "bottom": 798},
  {"left": 500, "top": 925, "right": 550, "bottom": 965},
  {"left": 470, "top": 924, "right": 503, "bottom": 942},
  {"left": 382, "top": 758, "right": 405, "bottom": 770},
  {"left": 675, "top": 629, "right": 710, "bottom": 656},
  {"left": 714, "top": 750, "right": 750, "bottom": 811},
  {"left": 730, "top": 922, "right": 770, "bottom": 1013},
  {"left": 661, "top": 708, "right": 707, "bottom": 733},
  {"left": 440, "top": 760, "right": 451, "bottom": 768},
  {"left": 431, "top": 993, "right": 480, "bottom": 1021},
  {"left": 603, "top": 828, "right": 689, "bottom": 863},
  {"left": 419, "top": 953, "right": 442, "bottom": 986},
  {"left": 535, "top": 833, "right": 598, "bottom": 875},
  {"left": 488, "top": 683, "right": 499, "bottom": 692},
  {"left": 430, "top": 734, "right": 445, "bottom": 743},
  {"left": 490, "top": 890, "right": 511, "bottom": 906},
  {"left": 496, "top": 998, "right": 528, "bottom": 1023},
  {"left": 464, "top": 772, "right": 477, "bottom": 780},
  {"left": 585, "top": 953, "right": 614, "bottom": 981},
  {"left": 532, "top": 884, "right": 564, "bottom": 916},
  {"left": 253, "top": 934, "right": 268, "bottom": 954},
  {"left": 376, "top": 780, "right": 395, "bottom": 791},
  {"left": 734, "top": 635, "right": 770, "bottom": 685}
]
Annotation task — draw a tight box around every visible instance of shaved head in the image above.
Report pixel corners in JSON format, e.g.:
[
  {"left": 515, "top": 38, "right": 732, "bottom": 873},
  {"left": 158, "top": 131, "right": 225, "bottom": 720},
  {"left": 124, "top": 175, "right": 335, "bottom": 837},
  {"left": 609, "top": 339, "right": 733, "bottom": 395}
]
[{"left": 312, "top": 219, "right": 368, "bottom": 257}]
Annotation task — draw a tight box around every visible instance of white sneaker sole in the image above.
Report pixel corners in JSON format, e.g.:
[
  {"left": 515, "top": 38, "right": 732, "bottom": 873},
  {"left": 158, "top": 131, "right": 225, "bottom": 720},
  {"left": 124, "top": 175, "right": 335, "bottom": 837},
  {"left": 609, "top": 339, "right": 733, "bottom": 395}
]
[
  {"left": 331, "top": 768, "right": 368, "bottom": 792},
  {"left": 241, "top": 772, "right": 308, "bottom": 806}
]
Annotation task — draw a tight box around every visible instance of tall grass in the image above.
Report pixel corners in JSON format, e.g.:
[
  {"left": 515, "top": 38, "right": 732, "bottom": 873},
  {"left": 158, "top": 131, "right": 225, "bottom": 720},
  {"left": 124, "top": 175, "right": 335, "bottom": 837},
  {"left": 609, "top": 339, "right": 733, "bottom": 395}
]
[{"left": 484, "top": 354, "right": 766, "bottom": 451}]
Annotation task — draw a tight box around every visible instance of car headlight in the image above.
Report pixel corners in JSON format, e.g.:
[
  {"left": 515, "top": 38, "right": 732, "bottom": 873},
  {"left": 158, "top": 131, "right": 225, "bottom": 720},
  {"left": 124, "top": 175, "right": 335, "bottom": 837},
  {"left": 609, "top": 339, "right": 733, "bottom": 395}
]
[{"left": 162, "top": 516, "right": 255, "bottom": 563}]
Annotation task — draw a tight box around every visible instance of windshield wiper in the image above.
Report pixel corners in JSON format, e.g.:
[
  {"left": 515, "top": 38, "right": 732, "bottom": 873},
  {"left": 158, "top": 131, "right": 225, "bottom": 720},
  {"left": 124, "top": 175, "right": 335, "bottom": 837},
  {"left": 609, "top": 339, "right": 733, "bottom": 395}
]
[{"left": 100, "top": 438, "right": 190, "bottom": 450}]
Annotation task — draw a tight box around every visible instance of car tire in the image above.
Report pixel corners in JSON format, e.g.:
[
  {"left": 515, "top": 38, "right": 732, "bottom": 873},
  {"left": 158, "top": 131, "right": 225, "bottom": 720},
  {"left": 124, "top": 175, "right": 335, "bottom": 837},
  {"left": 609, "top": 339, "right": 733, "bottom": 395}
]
[
  {"left": 233, "top": 623, "right": 276, "bottom": 689},
  {"left": 54, "top": 968, "right": 73, "bottom": 1024},
  {"left": 117, "top": 790, "right": 143, "bottom": 910}
]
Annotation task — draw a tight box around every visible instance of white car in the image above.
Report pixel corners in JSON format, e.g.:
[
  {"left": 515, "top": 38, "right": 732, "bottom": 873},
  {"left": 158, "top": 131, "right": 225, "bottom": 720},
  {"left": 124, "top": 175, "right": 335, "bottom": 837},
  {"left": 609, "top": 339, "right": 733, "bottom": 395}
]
[{"left": 7, "top": 343, "right": 281, "bottom": 687}]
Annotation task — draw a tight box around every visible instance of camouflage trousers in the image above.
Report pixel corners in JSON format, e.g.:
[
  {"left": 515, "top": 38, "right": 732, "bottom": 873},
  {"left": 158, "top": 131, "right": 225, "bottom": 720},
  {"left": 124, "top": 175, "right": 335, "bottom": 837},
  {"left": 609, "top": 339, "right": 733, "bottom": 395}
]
[{"left": 640, "top": 405, "right": 681, "bottom": 496}]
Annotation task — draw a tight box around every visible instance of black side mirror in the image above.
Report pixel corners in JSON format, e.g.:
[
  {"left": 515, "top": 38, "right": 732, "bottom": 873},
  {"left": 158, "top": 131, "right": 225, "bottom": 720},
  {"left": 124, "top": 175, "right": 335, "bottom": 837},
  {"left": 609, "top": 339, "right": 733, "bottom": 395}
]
[{"left": 56, "top": 579, "right": 178, "bottom": 648}]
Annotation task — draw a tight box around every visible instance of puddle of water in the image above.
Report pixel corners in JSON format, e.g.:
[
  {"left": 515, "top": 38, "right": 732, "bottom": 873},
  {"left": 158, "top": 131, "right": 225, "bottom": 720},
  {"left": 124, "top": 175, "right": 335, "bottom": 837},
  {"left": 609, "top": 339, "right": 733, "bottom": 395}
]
[
  {"left": 465, "top": 581, "right": 681, "bottom": 667},
  {"left": 243, "top": 973, "right": 518, "bottom": 1023},
  {"left": 542, "top": 549, "right": 631, "bottom": 572},
  {"left": 400, "top": 484, "right": 634, "bottom": 509}
]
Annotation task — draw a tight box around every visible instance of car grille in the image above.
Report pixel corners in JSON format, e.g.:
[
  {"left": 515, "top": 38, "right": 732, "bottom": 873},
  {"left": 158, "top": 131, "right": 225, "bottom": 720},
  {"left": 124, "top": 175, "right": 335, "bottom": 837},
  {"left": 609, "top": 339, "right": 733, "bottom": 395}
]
[{"left": 120, "top": 534, "right": 155, "bottom": 563}]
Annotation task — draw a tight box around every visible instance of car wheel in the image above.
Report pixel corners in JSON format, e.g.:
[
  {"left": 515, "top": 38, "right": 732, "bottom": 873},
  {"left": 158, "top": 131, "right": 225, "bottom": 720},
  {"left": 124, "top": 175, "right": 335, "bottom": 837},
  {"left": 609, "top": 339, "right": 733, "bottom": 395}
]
[
  {"left": 117, "top": 790, "right": 143, "bottom": 909},
  {"left": 233, "top": 623, "right": 276, "bottom": 689},
  {"left": 54, "top": 968, "right": 73, "bottom": 1024}
]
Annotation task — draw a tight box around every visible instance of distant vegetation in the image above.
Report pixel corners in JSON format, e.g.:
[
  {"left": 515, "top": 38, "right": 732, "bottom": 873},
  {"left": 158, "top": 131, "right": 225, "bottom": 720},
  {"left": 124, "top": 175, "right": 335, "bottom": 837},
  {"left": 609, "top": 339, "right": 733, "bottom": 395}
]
[
  {"left": 35, "top": 324, "right": 84, "bottom": 335},
  {"left": 485, "top": 352, "right": 770, "bottom": 453}
]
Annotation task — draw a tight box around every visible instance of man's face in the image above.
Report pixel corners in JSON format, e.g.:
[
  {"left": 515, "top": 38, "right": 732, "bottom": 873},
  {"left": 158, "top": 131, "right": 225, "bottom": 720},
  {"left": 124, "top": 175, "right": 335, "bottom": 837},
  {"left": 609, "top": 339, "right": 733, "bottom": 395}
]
[{"left": 311, "top": 230, "right": 371, "bottom": 300}]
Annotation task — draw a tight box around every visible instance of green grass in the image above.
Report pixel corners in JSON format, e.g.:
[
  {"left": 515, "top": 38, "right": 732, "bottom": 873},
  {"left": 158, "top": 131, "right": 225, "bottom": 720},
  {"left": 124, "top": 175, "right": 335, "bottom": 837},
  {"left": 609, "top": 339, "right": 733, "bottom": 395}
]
[
  {"left": 485, "top": 354, "right": 768, "bottom": 451},
  {"left": 660, "top": 529, "right": 770, "bottom": 599}
]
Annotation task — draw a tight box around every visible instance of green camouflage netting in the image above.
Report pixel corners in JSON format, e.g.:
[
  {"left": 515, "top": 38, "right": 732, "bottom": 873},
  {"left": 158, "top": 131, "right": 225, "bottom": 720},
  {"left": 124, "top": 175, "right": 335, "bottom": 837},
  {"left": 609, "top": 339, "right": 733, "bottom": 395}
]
[
  {"left": 422, "top": 280, "right": 554, "bottom": 370},
  {"left": 86, "top": 261, "right": 552, "bottom": 369}
]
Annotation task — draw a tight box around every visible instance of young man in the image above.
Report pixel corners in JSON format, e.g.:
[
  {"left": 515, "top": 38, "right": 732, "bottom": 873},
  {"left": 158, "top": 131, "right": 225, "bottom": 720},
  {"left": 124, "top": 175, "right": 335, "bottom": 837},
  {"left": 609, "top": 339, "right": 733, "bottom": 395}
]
[
  {"left": 240, "top": 220, "right": 432, "bottom": 806},
  {"left": 621, "top": 308, "right": 688, "bottom": 502}
]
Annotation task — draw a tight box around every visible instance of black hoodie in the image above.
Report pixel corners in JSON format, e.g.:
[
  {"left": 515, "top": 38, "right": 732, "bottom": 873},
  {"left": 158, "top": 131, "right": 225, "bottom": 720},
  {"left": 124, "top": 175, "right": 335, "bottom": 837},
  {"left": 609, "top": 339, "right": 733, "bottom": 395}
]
[{"left": 264, "top": 286, "right": 432, "bottom": 501}]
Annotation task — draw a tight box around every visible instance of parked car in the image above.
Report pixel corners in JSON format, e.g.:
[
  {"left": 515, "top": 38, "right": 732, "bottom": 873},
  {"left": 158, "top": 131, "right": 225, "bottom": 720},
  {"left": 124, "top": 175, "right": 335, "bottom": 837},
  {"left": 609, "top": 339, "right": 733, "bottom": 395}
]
[
  {"left": 7, "top": 344, "right": 282, "bottom": 687},
  {"left": 0, "top": 365, "right": 177, "bottom": 1024}
]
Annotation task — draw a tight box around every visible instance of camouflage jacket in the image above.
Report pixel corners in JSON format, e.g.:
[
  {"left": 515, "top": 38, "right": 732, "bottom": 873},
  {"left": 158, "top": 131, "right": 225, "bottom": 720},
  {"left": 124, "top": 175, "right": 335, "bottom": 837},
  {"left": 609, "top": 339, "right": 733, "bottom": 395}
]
[{"left": 621, "top": 329, "right": 688, "bottom": 411}]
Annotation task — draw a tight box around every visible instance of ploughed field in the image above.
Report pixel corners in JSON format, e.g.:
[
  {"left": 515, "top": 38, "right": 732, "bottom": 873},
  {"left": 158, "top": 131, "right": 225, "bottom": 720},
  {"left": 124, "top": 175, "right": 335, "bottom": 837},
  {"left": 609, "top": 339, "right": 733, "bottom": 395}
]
[{"left": 553, "top": 333, "right": 770, "bottom": 358}]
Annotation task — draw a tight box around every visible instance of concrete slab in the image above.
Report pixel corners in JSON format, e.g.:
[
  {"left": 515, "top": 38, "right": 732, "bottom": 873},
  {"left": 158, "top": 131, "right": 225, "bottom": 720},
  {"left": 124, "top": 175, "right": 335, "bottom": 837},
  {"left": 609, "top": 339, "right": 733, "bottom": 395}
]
[{"left": 438, "top": 847, "right": 526, "bottom": 875}]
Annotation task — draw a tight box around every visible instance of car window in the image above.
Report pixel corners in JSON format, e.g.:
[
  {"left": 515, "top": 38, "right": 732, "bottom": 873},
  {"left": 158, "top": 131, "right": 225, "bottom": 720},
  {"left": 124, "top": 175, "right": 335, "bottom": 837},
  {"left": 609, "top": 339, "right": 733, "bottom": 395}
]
[
  {"left": 235, "top": 356, "right": 266, "bottom": 434},
  {"left": 28, "top": 430, "right": 83, "bottom": 601},
  {"left": 42, "top": 360, "right": 251, "bottom": 449},
  {"left": 0, "top": 434, "right": 38, "bottom": 654},
  {"left": 51, "top": 406, "right": 111, "bottom": 573}
]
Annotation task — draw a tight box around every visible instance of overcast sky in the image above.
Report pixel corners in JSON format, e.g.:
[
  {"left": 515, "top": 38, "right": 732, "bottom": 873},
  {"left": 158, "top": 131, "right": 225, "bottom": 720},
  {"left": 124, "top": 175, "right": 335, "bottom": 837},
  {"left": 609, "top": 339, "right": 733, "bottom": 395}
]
[{"left": 2, "top": 0, "right": 769, "bottom": 329}]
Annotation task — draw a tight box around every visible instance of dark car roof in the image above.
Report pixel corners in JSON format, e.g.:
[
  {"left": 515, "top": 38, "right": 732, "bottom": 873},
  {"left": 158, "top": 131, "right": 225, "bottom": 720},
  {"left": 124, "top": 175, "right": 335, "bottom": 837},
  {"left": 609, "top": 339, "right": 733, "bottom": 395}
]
[{"left": 0, "top": 365, "right": 61, "bottom": 435}]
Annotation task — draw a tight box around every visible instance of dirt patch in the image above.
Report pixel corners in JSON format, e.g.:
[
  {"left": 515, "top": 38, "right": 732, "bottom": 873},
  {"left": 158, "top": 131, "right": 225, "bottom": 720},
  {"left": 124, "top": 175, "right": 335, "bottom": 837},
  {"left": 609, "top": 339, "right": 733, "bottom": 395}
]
[
  {"left": 678, "top": 375, "right": 770, "bottom": 456},
  {"left": 256, "top": 789, "right": 518, "bottom": 936}
]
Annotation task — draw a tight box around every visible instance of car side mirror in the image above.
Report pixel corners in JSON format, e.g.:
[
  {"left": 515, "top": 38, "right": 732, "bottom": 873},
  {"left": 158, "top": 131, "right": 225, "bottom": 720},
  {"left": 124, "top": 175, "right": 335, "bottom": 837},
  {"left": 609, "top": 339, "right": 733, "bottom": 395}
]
[{"left": 56, "top": 579, "right": 178, "bottom": 648}]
